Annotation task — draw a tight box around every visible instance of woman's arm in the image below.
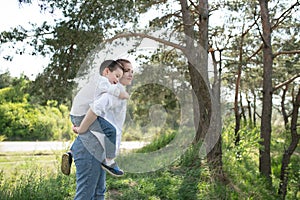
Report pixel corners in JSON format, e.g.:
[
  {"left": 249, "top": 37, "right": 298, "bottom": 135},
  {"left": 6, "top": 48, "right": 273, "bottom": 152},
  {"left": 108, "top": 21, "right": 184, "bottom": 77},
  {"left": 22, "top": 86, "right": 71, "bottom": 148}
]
[
  {"left": 73, "top": 93, "right": 118, "bottom": 134},
  {"left": 73, "top": 108, "right": 97, "bottom": 134}
]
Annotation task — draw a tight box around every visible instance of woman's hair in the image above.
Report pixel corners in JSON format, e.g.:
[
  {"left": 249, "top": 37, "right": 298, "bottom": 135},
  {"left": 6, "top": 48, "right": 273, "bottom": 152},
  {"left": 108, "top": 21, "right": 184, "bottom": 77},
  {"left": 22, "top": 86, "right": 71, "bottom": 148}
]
[
  {"left": 99, "top": 60, "right": 124, "bottom": 75},
  {"left": 116, "top": 58, "right": 131, "bottom": 66},
  {"left": 116, "top": 59, "right": 131, "bottom": 72}
]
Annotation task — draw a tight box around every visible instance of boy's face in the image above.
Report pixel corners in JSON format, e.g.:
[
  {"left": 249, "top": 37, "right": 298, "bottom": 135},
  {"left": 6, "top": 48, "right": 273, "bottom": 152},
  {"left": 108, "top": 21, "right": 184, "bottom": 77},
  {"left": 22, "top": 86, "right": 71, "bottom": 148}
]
[
  {"left": 104, "top": 67, "right": 123, "bottom": 84},
  {"left": 102, "top": 68, "right": 123, "bottom": 84}
]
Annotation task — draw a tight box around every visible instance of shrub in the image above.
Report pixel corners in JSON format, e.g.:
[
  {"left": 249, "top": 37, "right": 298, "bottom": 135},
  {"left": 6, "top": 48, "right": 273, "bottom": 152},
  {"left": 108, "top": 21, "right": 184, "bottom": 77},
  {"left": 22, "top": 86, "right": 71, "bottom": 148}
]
[{"left": 0, "top": 102, "right": 72, "bottom": 141}]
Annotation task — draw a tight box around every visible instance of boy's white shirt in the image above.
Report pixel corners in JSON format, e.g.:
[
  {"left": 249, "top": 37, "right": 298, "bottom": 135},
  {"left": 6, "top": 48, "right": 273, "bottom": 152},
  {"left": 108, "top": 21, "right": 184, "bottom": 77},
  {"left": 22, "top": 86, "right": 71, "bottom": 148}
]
[
  {"left": 90, "top": 83, "right": 127, "bottom": 155},
  {"left": 70, "top": 73, "right": 126, "bottom": 155},
  {"left": 70, "top": 74, "right": 120, "bottom": 116}
]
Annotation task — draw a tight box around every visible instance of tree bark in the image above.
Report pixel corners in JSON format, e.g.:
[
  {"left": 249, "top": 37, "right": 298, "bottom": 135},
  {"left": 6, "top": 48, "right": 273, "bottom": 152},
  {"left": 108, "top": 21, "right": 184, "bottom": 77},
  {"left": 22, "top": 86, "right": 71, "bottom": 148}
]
[
  {"left": 246, "top": 93, "right": 253, "bottom": 125},
  {"left": 179, "top": 0, "right": 209, "bottom": 143},
  {"left": 278, "top": 88, "right": 300, "bottom": 199},
  {"left": 258, "top": 0, "right": 273, "bottom": 182},
  {"left": 280, "top": 86, "right": 289, "bottom": 128},
  {"left": 180, "top": 0, "right": 223, "bottom": 177},
  {"left": 209, "top": 48, "right": 223, "bottom": 176},
  {"left": 234, "top": 30, "right": 244, "bottom": 146},
  {"left": 252, "top": 89, "right": 257, "bottom": 126}
]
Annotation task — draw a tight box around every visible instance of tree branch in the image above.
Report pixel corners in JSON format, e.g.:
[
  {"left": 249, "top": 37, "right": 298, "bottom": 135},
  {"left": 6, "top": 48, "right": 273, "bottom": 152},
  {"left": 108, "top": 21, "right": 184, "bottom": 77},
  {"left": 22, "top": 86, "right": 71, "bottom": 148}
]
[
  {"left": 106, "top": 32, "right": 185, "bottom": 52},
  {"left": 247, "top": 1, "right": 300, "bottom": 62},
  {"left": 188, "top": 0, "right": 200, "bottom": 15},
  {"left": 273, "top": 73, "right": 300, "bottom": 92},
  {"left": 246, "top": 44, "right": 263, "bottom": 62},
  {"left": 273, "top": 50, "right": 300, "bottom": 58},
  {"left": 255, "top": 19, "right": 269, "bottom": 48},
  {"left": 271, "top": 1, "right": 300, "bottom": 31}
]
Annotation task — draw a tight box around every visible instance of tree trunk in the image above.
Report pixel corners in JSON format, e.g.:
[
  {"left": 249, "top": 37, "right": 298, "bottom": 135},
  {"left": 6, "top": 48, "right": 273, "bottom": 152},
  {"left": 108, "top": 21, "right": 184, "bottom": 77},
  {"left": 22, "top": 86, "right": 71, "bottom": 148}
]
[
  {"left": 252, "top": 89, "right": 257, "bottom": 126},
  {"left": 234, "top": 24, "right": 246, "bottom": 146},
  {"left": 180, "top": 0, "right": 223, "bottom": 177},
  {"left": 240, "top": 93, "right": 246, "bottom": 123},
  {"left": 280, "top": 86, "right": 289, "bottom": 127},
  {"left": 258, "top": 0, "right": 273, "bottom": 182},
  {"left": 179, "top": 0, "right": 210, "bottom": 143},
  {"left": 209, "top": 49, "right": 223, "bottom": 177},
  {"left": 246, "top": 93, "right": 253, "bottom": 125},
  {"left": 197, "top": 0, "right": 223, "bottom": 177},
  {"left": 278, "top": 88, "right": 300, "bottom": 199}
]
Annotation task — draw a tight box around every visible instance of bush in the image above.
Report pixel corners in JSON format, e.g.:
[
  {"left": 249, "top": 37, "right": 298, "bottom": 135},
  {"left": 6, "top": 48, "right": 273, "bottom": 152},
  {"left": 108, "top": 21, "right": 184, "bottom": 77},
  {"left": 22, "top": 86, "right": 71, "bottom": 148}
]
[
  {"left": 0, "top": 101, "right": 72, "bottom": 141},
  {"left": 0, "top": 77, "right": 73, "bottom": 141}
]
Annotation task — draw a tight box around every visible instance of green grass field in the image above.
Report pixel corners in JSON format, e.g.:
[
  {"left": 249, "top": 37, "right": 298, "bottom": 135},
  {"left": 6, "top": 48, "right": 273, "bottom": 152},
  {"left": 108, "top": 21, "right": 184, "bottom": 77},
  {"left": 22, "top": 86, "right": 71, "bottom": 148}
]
[
  {"left": 0, "top": 132, "right": 299, "bottom": 200},
  {"left": 0, "top": 152, "right": 59, "bottom": 175}
]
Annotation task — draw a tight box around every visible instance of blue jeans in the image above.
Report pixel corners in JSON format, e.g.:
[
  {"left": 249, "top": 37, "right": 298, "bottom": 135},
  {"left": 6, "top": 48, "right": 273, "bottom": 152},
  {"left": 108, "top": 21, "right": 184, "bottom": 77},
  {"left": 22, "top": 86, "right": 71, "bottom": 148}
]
[
  {"left": 97, "top": 116, "right": 116, "bottom": 159},
  {"left": 70, "top": 115, "right": 106, "bottom": 200}
]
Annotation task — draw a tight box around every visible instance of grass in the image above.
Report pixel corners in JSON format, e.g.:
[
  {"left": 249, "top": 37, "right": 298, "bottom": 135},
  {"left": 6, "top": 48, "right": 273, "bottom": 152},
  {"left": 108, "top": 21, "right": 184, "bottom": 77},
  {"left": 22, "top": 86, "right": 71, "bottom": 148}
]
[
  {"left": 0, "top": 150, "right": 76, "bottom": 200},
  {"left": 0, "top": 153, "right": 55, "bottom": 167},
  {"left": 0, "top": 129, "right": 299, "bottom": 200}
]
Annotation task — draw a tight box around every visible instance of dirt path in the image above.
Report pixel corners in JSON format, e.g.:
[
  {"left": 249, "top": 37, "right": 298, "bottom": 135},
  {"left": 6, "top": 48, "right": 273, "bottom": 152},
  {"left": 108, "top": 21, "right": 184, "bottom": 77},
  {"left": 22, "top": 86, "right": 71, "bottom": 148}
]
[{"left": 0, "top": 141, "right": 147, "bottom": 153}]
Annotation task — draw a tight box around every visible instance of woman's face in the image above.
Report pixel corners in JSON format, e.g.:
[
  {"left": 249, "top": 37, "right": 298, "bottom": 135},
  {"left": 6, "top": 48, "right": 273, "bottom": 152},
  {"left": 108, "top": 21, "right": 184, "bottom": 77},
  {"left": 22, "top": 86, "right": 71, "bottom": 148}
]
[{"left": 120, "top": 63, "right": 133, "bottom": 86}]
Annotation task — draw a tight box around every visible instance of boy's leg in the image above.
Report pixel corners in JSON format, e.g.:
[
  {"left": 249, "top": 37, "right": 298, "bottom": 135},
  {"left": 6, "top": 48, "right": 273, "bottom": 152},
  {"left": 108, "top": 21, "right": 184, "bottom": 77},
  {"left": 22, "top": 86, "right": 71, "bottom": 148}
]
[
  {"left": 61, "top": 115, "right": 76, "bottom": 175},
  {"left": 61, "top": 114, "right": 105, "bottom": 176},
  {"left": 96, "top": 116, "right": 117, "bottom": 159},
  {"left": 96, "top": 117, "right": 124, "bottom": 177},
  {"left": 61, "top": 151, "right": 72, "bottom": 175}
]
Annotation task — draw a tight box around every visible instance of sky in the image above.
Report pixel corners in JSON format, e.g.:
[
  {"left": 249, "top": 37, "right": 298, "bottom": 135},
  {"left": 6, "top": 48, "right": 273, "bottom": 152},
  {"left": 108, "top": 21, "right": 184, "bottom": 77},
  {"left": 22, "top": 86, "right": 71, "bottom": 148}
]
[
  {"left": 0, "top": 0, "right": 155, "bottom": 79},
  {"left": 0, "top": 0, "right": 59, "bottom": 79}
]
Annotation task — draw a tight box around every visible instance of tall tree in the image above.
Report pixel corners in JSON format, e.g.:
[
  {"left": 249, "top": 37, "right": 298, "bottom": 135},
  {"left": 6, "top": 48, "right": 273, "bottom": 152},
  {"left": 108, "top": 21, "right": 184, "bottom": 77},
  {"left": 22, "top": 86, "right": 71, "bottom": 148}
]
[
  {"left": 277, "top": 84, "right": 300, "bottom": 199},
  {"left": 107, "top": 0, "right": 223, "bottom": 177},
  {"left": 258, "top": 0, "right": 274, "bottom": 182},
  {"left": 3, "top": 0, "right": 140, "bottom": 105}
]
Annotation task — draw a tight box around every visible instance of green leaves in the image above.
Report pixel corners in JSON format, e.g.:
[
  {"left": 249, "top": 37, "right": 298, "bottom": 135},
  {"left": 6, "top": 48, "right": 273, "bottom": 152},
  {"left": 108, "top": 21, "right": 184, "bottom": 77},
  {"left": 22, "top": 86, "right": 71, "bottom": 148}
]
[
  {"left": 0, "top": 101, "right": 72, "bottom": 141},
  {"left": 0, "top": 75, "right": 72, "bottom": 141}
]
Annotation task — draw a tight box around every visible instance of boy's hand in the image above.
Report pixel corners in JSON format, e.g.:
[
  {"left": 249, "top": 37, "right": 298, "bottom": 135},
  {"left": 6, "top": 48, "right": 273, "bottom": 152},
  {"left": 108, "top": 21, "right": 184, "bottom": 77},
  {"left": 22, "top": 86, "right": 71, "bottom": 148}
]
[{"left": 119, "top": 91, "right": 129, "bottom": 99}]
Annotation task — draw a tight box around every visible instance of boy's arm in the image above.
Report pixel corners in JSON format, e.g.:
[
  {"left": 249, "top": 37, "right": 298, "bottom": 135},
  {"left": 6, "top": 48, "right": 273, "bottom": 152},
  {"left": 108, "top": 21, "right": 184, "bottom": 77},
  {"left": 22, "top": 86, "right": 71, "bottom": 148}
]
[
  {"left": 107, "top": 84, "right": 129, "bottom": 99},
  {"left": 74, "top": 108, "right": 97, "bottom": 134},
  {"left": 118, "top": 90, "right": 129, "bottom": 99},
  {"left": 98, "top": 77, "right": 121, "bottom": 97},
  {"left": 107, "top": 84, "right": 121, "bottom": 97},
  {"left": 73, "top": 94, "right": 112, "bottom": 134}
]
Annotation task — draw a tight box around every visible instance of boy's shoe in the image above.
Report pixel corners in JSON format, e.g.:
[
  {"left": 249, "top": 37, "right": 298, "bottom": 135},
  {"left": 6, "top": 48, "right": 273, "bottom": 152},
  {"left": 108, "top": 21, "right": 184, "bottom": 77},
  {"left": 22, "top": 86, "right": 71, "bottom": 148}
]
[
  {"left": 101, "top": 162, "right": 124, "bottom": 177},
  {"left": 61, "top": 152, "right": 72, "bottom": 176}
]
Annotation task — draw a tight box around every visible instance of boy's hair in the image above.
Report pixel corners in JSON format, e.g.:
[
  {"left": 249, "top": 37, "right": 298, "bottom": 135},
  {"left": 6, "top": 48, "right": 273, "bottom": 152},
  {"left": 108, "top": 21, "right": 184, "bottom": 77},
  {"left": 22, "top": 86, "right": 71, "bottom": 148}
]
[{"left": 99, "top": 60, "right": 124, "bottom": 75}]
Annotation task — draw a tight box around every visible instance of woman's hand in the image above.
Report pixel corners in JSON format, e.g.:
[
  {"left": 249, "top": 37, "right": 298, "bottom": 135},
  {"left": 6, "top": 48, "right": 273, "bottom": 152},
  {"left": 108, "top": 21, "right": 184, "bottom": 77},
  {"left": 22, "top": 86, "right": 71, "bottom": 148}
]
[{"left": 72, "top": 125, "right": 79, "bottom": 134}]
